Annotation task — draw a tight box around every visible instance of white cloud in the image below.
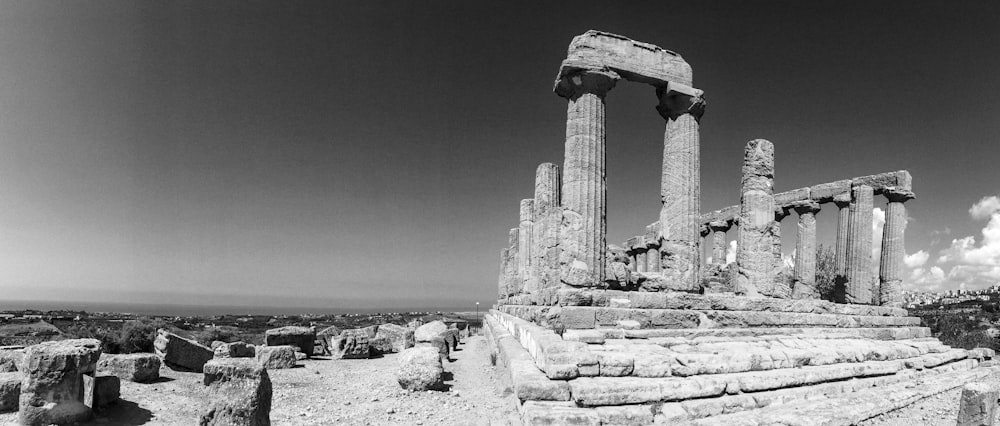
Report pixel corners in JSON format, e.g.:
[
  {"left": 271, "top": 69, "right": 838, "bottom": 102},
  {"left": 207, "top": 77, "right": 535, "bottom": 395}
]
[
  {"left": 937, "top": 213, "right": 1000, "bottom": 266},
  {"left": 904, "top": 250, "right": 928, "bottom": 268},
  {"left": 725, "top": 240, "right": 736, "bottom": 265},
  {"left": 970, "top": 195, "right": 1000, "bottom": 220}
]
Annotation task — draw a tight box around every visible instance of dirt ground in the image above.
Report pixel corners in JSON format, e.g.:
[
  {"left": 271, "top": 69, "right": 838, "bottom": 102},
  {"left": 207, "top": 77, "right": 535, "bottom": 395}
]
[
  {"left": 0, "top": 335, "right": 520, "bottom": 426},
  {"left": 861, "top": 386, "right": 1000, "bottom": 426}
]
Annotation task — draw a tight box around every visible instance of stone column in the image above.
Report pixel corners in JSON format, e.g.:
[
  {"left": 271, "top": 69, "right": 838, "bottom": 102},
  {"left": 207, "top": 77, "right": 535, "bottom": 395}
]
[
  {"left": 845, "top": 185, "right": 874, "bottom": 304},
  {"left": 555, "top": 70, "right": 618, "bottom": 287},
  {"left": 532, "top": 163, "right": 562, "bottom": 295},
  {"left": 736, "top": 139, "right": 775, "bottom": 297},
  {"left": 508, "top": 228, "right": 519, "bottom": 296},
  {"left": 771, "top": 207, "right": 792, "bottom": 299},
  {"left": 625, "top": 236, "right": 640, "bottom": 272},
  {"left": 791, "top": 201, "right": 821, "bottom": 299},
  {"left": 498, "top": 248, "right": 510, "bottom": 300},
  {"left": 832, "top": 193, "right": 851, "bottom": 301},
  {"left": 645, "top": 224, "right": 661, "bottom": 273},
  {"left": 708, "top": 221, "right": 728, "bottom": 267},
  {"left": 879, "top": 189, "right": 914, "bottom": 308},
  {"left": 656, "top": 83, "right": 706, "bottom": 291},
  {"left": 635, "top": 237, "right": 648, "bottom": 273},
  {"left": 518, "top": 199, "right": 534, "bottom": 293}
]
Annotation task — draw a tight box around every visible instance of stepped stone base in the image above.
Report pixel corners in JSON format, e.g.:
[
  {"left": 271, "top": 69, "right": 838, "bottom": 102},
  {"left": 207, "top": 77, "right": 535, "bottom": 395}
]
[{"left": 486, "top": 305, "right": 997, "bottom": 425}]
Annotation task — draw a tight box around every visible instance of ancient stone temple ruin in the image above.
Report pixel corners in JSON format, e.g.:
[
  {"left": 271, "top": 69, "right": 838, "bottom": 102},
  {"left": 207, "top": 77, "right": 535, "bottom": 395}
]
[{"left": 486, "top": 30, "right": 997, "bottom": 425}]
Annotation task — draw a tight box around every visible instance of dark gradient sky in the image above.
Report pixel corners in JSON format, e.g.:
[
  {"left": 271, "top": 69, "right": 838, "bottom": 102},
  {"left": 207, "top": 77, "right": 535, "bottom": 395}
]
[{"left": 1, "top": 1, "right": 999, "bottom": 311}]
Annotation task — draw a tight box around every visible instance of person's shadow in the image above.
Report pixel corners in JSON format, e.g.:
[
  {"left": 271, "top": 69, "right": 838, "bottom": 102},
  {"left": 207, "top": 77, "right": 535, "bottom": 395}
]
[{"left": 85, "top": 400, "right": 154, "bottom": 425}]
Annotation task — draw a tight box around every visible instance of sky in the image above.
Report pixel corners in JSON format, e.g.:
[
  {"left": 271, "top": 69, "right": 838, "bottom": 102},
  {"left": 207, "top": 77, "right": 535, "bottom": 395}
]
[{"left": 1, "top": 1, "right": 998, "bottom": 312}]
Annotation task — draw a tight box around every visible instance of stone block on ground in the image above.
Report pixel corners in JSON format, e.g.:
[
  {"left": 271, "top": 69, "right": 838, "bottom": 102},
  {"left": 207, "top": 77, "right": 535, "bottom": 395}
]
[
  {"left": 328, "top": 333, "right": 371, "bottom": 359},
  {"left": 154, "top": 329, "right": 214, "bottom": 372},
  {"left": 264, "top": 326, "right": 316, "bottom": 358},
  {"left": 19, "top": 338, "right": 102, "bottom": 426},
  {"left": 417, "top": 337, "right": 451, "bottom": 362},
  {"left": 414, "top": 320, "right": 449, "bottom": 342},
  {"left": 97, "top": 353, "right": 161, "bottom": 383},
  {"left": 957, "top": 381, "right": 999, "bottom": 426},
  {"left": 372, "top": 323, "right": 415, "bottom": 354},
  {"left": 396, "top": 347, "right": 444, "bottom": 391},
  {"left": 443, "top": 328, "right": 461, "bottom": 350},
  {"left": 200, "top": 358, "right": 272, "bottom": 426},
  {"left": 0, "top": 372, "right": 20, "bottom": 413},
  {"left": 214, "top": 341, "right": 255, "bottom": 359},
  {"left": 0, "top": 348, "right": 25, "bottom": 372},
  {"left": 255, "top": 345, "right": 297, "bottom": 369}
]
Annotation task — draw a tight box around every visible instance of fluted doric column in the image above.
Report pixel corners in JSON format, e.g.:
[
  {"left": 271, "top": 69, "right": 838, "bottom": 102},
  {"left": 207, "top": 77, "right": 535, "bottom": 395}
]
[
  {"left": 832, "top": 193, "right": 851, "bottom": 301},
  {"left": 845, "top": 185, "right": 874, "bottom": 304},
  {"left": 555, "top": 70, "right": 618, "bottom": 287},
  {"left": 791, "top": 201, "right": 821, "bottom": 299},
  {"left": 498, "top": 248, "right": 509, "bottom": 300},
  {"left": 879, "top": 189, "right": 915, "bottom": 308},
  {"left": 645, "top": 224, "right": 661, "bottom": 273},
  {"left": 532, "top": 163, "right": 561, "bottom": 294},
  {"left": 736, "top": 139, "right": 775, "bottom": 297},
  {"left": 708, "top": 221, "right": 729, "bottom": 267},
  {"left": 656, "top": 83, "right": 706, "bottom": 291},
  {"left": 518, "top": 199, "right": 534, "bottom": 293},
  {"left": 771, "top": 206, "right": 792, "bottom": 299},
  {"left": 635, "top": 236, "right": 648, "bottom": 273},
  {"left": 507, "top": 228, "right": 520, "bottom": 296}
]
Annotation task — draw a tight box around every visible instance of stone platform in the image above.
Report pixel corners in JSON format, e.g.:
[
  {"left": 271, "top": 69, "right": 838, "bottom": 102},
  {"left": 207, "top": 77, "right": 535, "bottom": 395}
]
[{"left": 486, "top": 295, "right": 997, "bottom": 425}]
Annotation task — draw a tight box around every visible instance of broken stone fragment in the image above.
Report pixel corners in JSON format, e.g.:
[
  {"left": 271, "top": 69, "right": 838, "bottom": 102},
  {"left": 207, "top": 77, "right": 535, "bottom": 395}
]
[{"left": 97, "top": 353, "right": 161, "bottom": 383}]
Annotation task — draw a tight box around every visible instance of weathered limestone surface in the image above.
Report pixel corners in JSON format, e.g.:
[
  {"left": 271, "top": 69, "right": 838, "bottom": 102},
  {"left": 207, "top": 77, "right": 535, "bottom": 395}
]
[
  {"left": 372, "top": 323, "right": 415, "bottom": 354},
  {"left": 532, "top": 163, "right": 562, "bottom": 294},
  {"left": 396, "top": 347, "right": 445, "bottom": 391},
  {"left": 414, "top": 320, "right": 449, "bottom": 343},
  {"left": 791, "top": 201, "right": 820, "bottom": 299},
  {"left": 658, "top": 84, "right": 705, "bottom": 291},
  {"left": 263, "top": 326, "right": 315, "bottom": 357},
  {"left": 645, "top": 223, "right": 661, "bottom": 273},
  {"left": 736, "top": 139, "right": 776, "bottom": 297},
  {"left": 0, "top": 348, "right": 24, "bottom": 373},
  {"left": 97, "top": 353, "right": 161, "bottom": 383},
  {"left": 88, "top": 375, "right": 119, "bottom": 408},
  {"left": 327, "top": 333, "right": 371, "bottom": 360},
  {"left": 556, "top": 30, "right": 692, "bottom": 88},
  {"left": 557, "top": 69, "right": 616, "bottom": 287},
  {"left": 518, "top": 198, "right": 534, "bottom": 293},
  {"left": 507, "top": 227, "right": 520, "bottom": 295},
  {"left": 708, "top": 221, "right": 728, "bottom": 267},
  {"left": 200, "top": 358, "right": 272, "bottom": 426},
  {"left": 154, "top": 329, "right": 214, "bottom": 373},
  {"left": 255, "top": 345, "right": 297, "bottom": 369},
  {"left": 0, "top": 372, "right": 20, "bottom": 413},
  {"left": 845, "top": 185, "right": 875, "bottom": 304},
  {"left": 833, "top": 193, "right": 852, "bottom": 302},
  {"left": 213, "top": 342, "right": 255, "bottom": 359},
  {"left": 497, "top": 248, "right": 510, "bottom": 299},
  {"left": 880, "top": 189, "right": 914, "bottom": 308},
  {"left": 957, "top": 381, "right": 998, "bottom": 426},
  {"left": 19, "top": 339, "right": 102, "bottom": 426}
]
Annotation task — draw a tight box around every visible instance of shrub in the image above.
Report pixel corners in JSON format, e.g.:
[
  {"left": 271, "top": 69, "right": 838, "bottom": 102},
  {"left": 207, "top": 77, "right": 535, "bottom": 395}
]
[{"left": 196, "top": 327, "right": 238, "bottom": 346}]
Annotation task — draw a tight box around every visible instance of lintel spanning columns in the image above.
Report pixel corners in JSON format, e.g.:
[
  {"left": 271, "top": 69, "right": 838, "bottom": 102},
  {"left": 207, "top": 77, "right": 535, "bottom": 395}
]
[
  {"left": 657, "top": 83, "right": 706, "bottom": 291},
  {"left": 555, "top": 69, "right": 617, "bottom": 287},
  {"left": 791, "top": 201, "right": 821, "bottom": 299},
  {"left": 879, "top": 188, "right": 915, "bottom": 308}
]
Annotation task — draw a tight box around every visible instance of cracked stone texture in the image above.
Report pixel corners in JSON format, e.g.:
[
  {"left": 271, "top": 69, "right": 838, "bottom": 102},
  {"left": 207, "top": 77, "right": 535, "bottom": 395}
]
[
  {"left": 532, "top": 163, "right": 561, "bottom": 298},
  {"left": 557, "top": 70, "right": 616, "bottom": 287},
  {"left": 518, "top": 198, "right": 534, "bottom": 293},
  {"left": 554, "top": 30, "right": 692, "bottom": 92},
  {"left": 846, "top": 185, "right": 875, "bottom": 305},
  {"left": 659, "top": 90, "right": 703, "bottom": 291},
  {"left": 645, "top": 224, "right": 661, "bottom": 273},
  {"left": 880, "top": 190, "right": 913, "bottom": 308},
  {"left": 736, "top": 139, "right": 776, "bottom": 297},
  {"left": 792, "top": 202, "right": 821, "bottom": 300},
  {"left": 19, "top": 339, "right": 101, "bottom": 426},
  {"left": 507, "top": 227, "right": 520, "bottom": 296},
  {"left": 708, "top": 222, "right": 728, "bottom": 267}
]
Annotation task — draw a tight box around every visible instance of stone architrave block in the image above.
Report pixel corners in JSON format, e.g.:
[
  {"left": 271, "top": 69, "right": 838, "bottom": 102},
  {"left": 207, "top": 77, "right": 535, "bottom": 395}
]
[
  {"left": 97, "top": 353, "right": 161, "bottom": 383},
  {"left": 264, "top": 326, "right": 315, "bottom": 357},
  {"left": 774, "top": 187, "right": 810, "bottom": 206},
  {"left": 809, "top": 179, "right": 852, "bottom": 202},
  {"left": 557, "top": 30, "right": 693, "bottom": 88},
  {"left": 19, "top": 339, "right": 102, "bottom": 426},
  {"left": 200, "top": 358, "right": 272, "bottom": 426},
  {"left": 154, "top": 329, "right": 214, "bottom": 373}
]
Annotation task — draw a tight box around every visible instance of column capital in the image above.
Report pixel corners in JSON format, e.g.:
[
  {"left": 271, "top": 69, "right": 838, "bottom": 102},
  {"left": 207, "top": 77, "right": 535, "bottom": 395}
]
[
  {"left": 774, "top": 205, "right": 792, "bottom": 221},
  {"left": 791, "top": 200, "right": 821, "bottom": 215},
  {"left": 699, "top": 224, "right": 711, "bottom": 238},
  {"left": 833, "top": 193, "right": 852, "bottom": 207},
  {"left": 708, "top": 220, "right": 729, "bottom": 232},
  {"left": 884, "top": 188, "right": 916, "bottom": 203},
  {"left": 656, "top": 82, "right": 706, "bottom": 121},
  {"left": 554, "top": 69, "right": 619, "bottom": 100}
]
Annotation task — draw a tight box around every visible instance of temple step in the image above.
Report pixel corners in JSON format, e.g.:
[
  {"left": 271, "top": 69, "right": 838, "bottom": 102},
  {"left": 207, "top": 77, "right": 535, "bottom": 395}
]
[
  {"left": 566, "top": 326, "right": 932, "bottom": 343},
  {"left": 675, "top": 365, "right": 998, "bottom": 425}
]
